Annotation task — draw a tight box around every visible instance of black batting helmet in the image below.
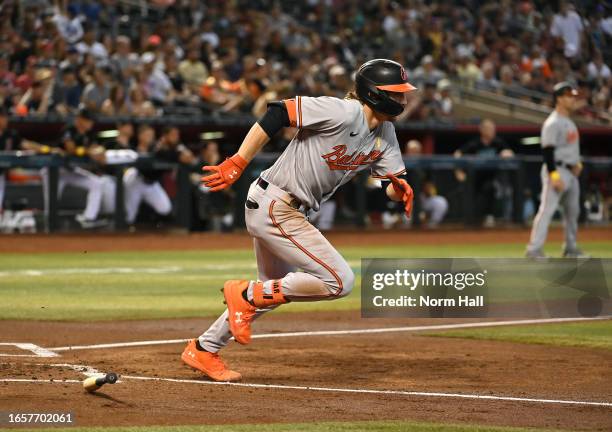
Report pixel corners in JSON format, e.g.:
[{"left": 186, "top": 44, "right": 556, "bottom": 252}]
[{"left": 355, "top": 59, "right": 417, "bottom": 117}]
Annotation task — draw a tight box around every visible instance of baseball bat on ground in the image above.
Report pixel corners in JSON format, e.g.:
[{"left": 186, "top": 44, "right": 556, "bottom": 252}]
[{"left": 83, "top": 372, "right": 118, "bottom": 392}]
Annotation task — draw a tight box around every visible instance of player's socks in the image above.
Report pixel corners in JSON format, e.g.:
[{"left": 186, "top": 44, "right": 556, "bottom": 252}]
[
  {"left": 252, "top": 280, "right": 288, "bottom": 307},
  {"left": 241, "top": 287, "right": 254, "bottom": 305},
  {"left": 195, "top": 340, "right": 207, "bottom": 351}
]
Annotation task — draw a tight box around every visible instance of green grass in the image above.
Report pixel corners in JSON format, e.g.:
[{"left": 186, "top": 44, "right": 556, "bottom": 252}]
[
  {"left": 6, "top": 421, "right": 570, "bottom": 432},
  {"left": 1, "top": 242, "right": 611, "bottom": 321},
  {"left": 428, "top": 320, "right": 612, "bottom": 350}
]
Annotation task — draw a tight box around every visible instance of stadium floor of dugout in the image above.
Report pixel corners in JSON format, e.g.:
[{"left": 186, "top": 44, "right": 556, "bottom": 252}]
[{"left": 1, "top": 311, "right": 610, "bottom": 430}]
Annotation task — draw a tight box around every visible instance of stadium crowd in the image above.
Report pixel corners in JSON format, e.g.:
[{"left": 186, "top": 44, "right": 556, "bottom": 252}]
[
  {"left": 0, "top": 0, "right": 610, "bottom": 123},
  {"left": 0, "top": 0, "right": 611, "bottom": 232}
]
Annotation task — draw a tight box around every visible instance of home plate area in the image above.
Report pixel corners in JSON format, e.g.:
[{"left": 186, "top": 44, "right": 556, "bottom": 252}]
[{"left": 1, "top": 314, "right": 611, "bottom": 430}]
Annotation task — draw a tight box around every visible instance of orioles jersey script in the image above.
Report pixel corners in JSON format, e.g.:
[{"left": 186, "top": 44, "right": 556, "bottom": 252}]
[{"left": 261, "top": 96, "right": 406, "bottom": 211}]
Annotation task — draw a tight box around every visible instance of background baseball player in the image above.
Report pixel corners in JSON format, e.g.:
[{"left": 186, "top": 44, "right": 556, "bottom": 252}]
[
  {"left": 526, "top": 82, "right": 588, "bottom": 258},
  {"left": 40, "top": 108, "right": 107, "bottom": 228},
  {"left": 181, "top": 59, "right": 416, "bottom": 382},
  {"left": 124, "top": 126, "right": 195, "bottom": 225},
  {"left": 0, "top": 106, "right": 21, "bottom": 212}
]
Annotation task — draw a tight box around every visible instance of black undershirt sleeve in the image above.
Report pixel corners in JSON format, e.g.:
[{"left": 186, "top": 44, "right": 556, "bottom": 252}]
[
  {"left": 256, "top": 101, "right": 290, "bottom": 138},
  {"left": 542, "top": 146, "right": 556, "bottom": 172}
]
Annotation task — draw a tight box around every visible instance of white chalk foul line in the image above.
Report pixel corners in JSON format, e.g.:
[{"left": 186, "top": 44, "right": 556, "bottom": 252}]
[
  {"left": 2, "top": 365, "right": 610, "bottom": 409},
  {"left": 0, "top": 266, "right": 183, "bottom": 277},
  {"left": 0, "top": 379, "right": 82, "bottom": 383},
  {"left": 119, "top": 375, "right": 612, "bottom": 408},
  {"left": 0, "top": 343, "right": 59, "bottom": 357},
  {"left": 48, "top": 316, "right": 611, "bottom": 352},
  {"left": 1, "top": 374, "right": 609, "bottom": 408}
]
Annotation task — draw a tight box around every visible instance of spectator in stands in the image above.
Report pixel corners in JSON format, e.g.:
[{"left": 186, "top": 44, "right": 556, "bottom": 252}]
[
  {"left": 476, "top": 60, "right": 501, "bottom": 92},
  {"left": 14, "top": 56, "right": 38, "bottom": 95},
  {"left": 587, "top": 50, "right": 611, "bottom": 84},
  {"left": 0, "top": 54, "right": 16, "bottom": 89},
  {"left": 550, "top": 1, "right": 585, "bottom": 60},
  {"left": 199, "top": 60, "right": 243, "bottom": 112},
  {"left": 454, "top": 119, "right": 514, "bottom": 227},
  {"left": 100, "top": 83, "right": 129, "bottom": 116},
  {"left": 520, "top": 46, "right": 553, "bottom": 81},
  {"left": 82, "top": 65, "right": 112, "bottom": 113},
  {"left": 436, "top": 79, "right": 453, "bottom": 117},
  {"left": 58, "top": 45, "right": 81, "bottom": 74},
  {"left": 455, "top": 53, "right": 481, "bottom": 89},
  {"left": 164, "top": 53, "right": 186, "bottom": 96},
  {"left": 17, "top": 68, "right": 55, "bottom": 115},
  {"left": 111, "top": 36, "right": 140, "bottom": 80},
  {"left": 411, "top": 55, "right": 445, "bottom": 87},
  {"left": 0, "top": 78, "right": 14, "bottom": 113},
  {"left": 53, "top": 66, "right": 82, "bottom": 115},
  {"left": 415, "top": 81, "right": 442, "bottom": 120},
  {"left": 178, "top": 48, "right": 208, "bottom": 91},
  {"left": 499, "top": 65, "right": 525, "bottom": 99},
  {"left": 0, "top": 0, "right": 608, "bottom": 125},
  {"left": 141, "top": 52, "right": 174, "bottom": 107},
  {"left": 52, "top": 2, "right": 84, "bottom": 44},
  {"left": 127, "top": 85, "right": 157, "bottom": 117},
  {"left": 76, "top": 27, "right": 108, "bottom": 61}
]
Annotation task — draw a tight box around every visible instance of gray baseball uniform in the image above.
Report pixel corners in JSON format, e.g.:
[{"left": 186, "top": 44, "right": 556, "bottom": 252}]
[
  {"left": 199, "top": 96, "right": 406, "bottom": 352},
  {"left": 527, "top": 110, "right": 581, "bottom": 253}
]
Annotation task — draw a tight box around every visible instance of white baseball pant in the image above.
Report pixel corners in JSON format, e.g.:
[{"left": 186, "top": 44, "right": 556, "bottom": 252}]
[
  {"left": 422, "top": 195, "right": 448, "bottom": 227},
  {"left": 41, "top": 167, "right": 104, "bottom": 220},
  {"left": 199, "top": 178, "right": 354, "bottom": 352},
  {"left": 527, "top": 166, "right": 580, "bottom": 253},
  {"left": 123, "top": 167, "right": 172, "bottom": 224}
]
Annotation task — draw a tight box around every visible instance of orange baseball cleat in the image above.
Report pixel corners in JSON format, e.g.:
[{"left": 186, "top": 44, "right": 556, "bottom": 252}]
[
  {"left": 222, "top": 280, "right": 257, "bottom": 344},
  {"left": 181, "top": 339, "right": 242, "bottom": 382}
]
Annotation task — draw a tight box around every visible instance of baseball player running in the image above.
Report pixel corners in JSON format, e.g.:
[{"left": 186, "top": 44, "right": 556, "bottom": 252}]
[
  {"left": 182, "top": 59, "right": 416, "bottom": 381},
  {"left": 40, "top": 108, "right": 108, "bottom": 228},
  {"left": 526, "top": 82, "right": 587, "bottom": 258}
]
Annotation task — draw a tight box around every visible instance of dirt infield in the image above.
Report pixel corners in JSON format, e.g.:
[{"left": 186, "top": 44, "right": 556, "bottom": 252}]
[
  {"left": 1, "top": 312, "right": 611, "bottom": 430},
  {"left": 1, "top": 226, "right": 611, "bottom": 253},
  {"left": 1, "top": 228, "right": 611, "bottom": 430}
]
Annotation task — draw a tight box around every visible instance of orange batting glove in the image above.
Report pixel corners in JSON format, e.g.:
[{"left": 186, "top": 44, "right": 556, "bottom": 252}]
[
  {"left": 202, "top": 154, "right": 248, "bottom": 192},
  {"left": 386, "top": 172, "right": 414, "bottom": 218}
]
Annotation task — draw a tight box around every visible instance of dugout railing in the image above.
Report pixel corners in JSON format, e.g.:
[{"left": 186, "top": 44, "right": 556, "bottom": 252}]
[{"left": 1, "top": 153, "right": 611, "bottom": 232}]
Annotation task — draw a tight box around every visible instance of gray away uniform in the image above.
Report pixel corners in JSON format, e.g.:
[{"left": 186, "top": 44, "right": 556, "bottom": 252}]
[
  {"left": 527, "top": 110, "right": 581, "bottom": 253},
  {"left": 199, "top": 96, "right": 406, "bottom": 352}
]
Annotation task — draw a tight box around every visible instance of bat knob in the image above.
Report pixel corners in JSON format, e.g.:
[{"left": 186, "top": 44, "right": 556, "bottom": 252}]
[{"left": 105, "top": 372, "right": 118, "bottom": 384}]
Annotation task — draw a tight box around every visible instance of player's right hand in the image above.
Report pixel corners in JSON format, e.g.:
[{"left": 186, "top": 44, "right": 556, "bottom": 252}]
[{"left": 202, "top": 153, "right": 248, "bottom": 192}]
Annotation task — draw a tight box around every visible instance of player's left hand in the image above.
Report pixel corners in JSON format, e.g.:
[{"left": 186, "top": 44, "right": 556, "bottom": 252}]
[
  {"left": 202, "top": 153, "right": 248, "bottom": 192},
  {"left": 386, "top": 173, "right": 414, "bottom": 218},
  {"left": 571, "top": 162, "right": 583, "bottom": 177}
]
